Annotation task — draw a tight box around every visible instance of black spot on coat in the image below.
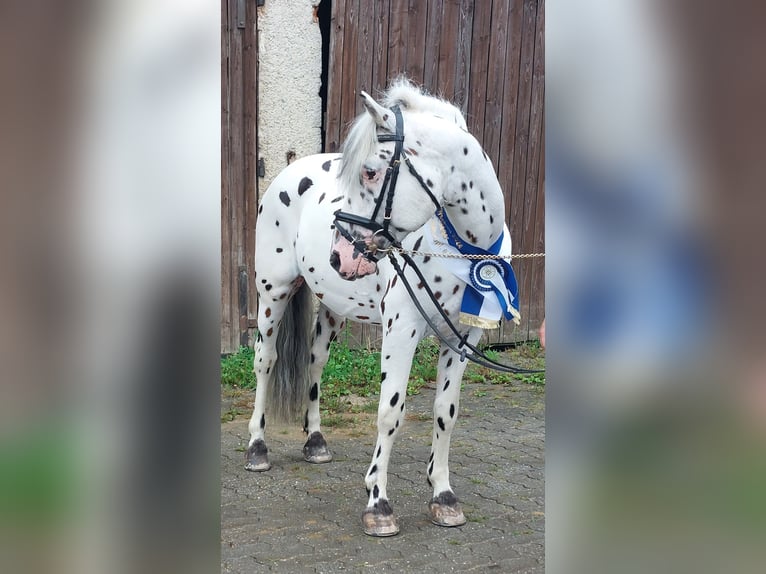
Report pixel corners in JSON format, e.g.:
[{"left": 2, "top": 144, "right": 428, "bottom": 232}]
[
  {"left": 279, "top": 191, "right": 290, "bottom": 206},
  {"left": 298, "top": 177, "right": 313, "bottom": 195}
]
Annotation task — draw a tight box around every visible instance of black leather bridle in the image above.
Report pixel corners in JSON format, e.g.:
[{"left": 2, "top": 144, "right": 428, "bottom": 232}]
[
  {"left": 333, "top": 105, "right": 440, "bottom": 262},
  {"left": 332, "top": 105, "right": 543, "bottom": 375}
]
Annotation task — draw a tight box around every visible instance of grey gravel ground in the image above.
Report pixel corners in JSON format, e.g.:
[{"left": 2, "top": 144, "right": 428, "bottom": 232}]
[{"left": 221, "top": 379, "right": 544, "bottom": 573}]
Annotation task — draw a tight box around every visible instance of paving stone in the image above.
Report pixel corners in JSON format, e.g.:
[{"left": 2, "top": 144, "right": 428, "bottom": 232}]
[{"left": 221, "top": 381, "right": 544, "bottom": 572}]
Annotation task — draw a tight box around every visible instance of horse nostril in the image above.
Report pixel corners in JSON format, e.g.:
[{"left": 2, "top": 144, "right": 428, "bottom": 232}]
[{"left": 329, "top": 250, "right": 341, "bottom": 271}]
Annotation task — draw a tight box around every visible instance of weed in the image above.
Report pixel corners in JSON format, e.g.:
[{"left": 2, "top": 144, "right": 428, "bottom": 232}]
[
  {"left": 221, "top": 412, "right": 233, "bottom": 423},
  {"left": 322, "top": 414, "right": 354, "bottom": 429},
  {"left": 517, "top": 372, "right": 546, "bottom": 386},
  {"left": 221, "top": 346, "right": 255, "bottom": 388},
  {"left": 219, "top": 337, "right": 545, "bottom": 417}
]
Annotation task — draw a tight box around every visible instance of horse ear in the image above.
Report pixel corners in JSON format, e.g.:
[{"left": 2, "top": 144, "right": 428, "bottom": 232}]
[{"left": 359, "top": 91, "right": 395, "bottom": 132}]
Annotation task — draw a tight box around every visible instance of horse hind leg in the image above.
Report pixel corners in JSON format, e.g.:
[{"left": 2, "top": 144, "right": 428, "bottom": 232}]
[
  {"left": 245, "top": 325, "right": 277, "bottom": 472},
  {"left": 427, "top": 329, "right": 482, "bottom": 526},
  {"left": 245, "top": 278, "right": 313, "bottom": 471},
  {"left": 244, "top": 303, "right": 283, "bottom": 472},
  {"left": 302, "top": 305, "right": 345, "bottom": 463}
]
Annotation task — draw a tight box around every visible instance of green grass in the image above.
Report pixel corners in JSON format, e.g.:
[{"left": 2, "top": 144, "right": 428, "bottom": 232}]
[
  {"left": 221, "top": 346, "right": 255, "bottom": 388},
  {"left": 221, "top": 334, "right": 545, "bottom": 413}
]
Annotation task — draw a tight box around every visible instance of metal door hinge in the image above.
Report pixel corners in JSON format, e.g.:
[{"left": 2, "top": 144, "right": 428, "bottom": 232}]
[{"left": 257, "top": 157, "right": 265, "bottom": 178}]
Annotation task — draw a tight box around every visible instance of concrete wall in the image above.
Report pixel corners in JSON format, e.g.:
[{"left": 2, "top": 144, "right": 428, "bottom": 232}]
[{"left": 257, "top": 0, "right": 323, "bottom": 193}]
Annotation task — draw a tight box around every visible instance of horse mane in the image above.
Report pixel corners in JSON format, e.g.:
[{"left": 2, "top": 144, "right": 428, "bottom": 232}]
[{"left": 338, "top": 78, "right": 466, "bottom": 194}]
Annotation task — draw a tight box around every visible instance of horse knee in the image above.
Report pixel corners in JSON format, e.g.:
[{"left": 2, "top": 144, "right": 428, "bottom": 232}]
[{"left": 377, "top": 400, "right": 404, "bottom": 436}]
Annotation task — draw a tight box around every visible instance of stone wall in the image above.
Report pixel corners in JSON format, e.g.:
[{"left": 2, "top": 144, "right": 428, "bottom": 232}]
[{"left": 257, "top": 0, "right": 323, "bottom": 193}]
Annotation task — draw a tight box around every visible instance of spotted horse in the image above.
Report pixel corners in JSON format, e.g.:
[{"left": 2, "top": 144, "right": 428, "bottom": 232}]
[{"left": 245, "top": 79, "right": 526, "bottom": 536}]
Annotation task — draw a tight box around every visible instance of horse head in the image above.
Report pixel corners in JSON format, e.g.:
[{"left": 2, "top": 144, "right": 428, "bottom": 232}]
[{"left": 330, "top": 81, "right": 479, "bottom": 280}]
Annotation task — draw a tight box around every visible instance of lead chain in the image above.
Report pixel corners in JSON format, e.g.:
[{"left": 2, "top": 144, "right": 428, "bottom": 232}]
[{"left": 388, "top": 247, "right": 545, "bottom": 260}]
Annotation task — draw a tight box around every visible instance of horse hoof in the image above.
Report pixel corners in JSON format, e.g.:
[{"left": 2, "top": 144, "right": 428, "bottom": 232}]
[
  {"left": 244, "top": 439, "right": 271, "bottom": 472},
  {"left": 362, "top": 503, "right": 399, "bottom": 537},
  {"left": 429, "top": 491, "right": 467, "bottom": 527},
  {"left": 303, "top": 431, "right": 333, "bottom": 464}
]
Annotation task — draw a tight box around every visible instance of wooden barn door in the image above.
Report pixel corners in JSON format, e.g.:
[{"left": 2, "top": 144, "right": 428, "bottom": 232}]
[
  {"left": 221, "top": 0, "right": 259, "bottom": 354},
  {"left": 326, "top": 0, "right": 545, "bottom": 344}
]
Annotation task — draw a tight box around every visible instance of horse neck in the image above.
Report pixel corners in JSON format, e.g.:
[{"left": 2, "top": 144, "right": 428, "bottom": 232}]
[{"left": 441, "top": 162, "right": 506, "bottom": 250}]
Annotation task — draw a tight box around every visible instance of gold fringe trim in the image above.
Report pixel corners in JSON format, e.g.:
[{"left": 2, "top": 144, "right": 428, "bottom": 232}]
[
  {"left": 458, "top": 309, "right": 522, "bottom": 329},
  {"left": 459, "top": 313, "right": 500, "bottom": 330}
]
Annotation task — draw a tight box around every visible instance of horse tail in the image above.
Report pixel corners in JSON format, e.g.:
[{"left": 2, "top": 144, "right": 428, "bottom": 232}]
[{"left": 267, "top": 280, "right": 314, "bottom": 422}]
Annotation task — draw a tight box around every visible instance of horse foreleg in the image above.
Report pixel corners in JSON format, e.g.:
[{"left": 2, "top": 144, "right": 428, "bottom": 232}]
[
  {"left": 427, "top": 328, "right": 482, "bottom": 526},
  {"left": 302, "top": 305, "right": 345, "bottom": 463},
  {"left": 362, "top": 324, "right": 423, "bottom": 537}
]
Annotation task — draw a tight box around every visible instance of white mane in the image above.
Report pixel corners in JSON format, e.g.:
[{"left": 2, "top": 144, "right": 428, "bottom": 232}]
[{"left": 338, "top": 79, "right": 466, "bottom": 194}]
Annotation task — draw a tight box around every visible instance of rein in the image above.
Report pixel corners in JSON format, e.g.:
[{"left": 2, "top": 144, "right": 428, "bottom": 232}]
[
  {"left": 333, "top": 106, "right": 543, "bottom": 375},
  {"left": 388, "top": 252, "right": 543, "bottom": 374}
]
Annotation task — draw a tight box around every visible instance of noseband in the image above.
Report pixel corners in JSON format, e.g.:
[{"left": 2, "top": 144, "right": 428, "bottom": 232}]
[{"left": 333, "top": 105, "right": 440, "bottom": 262}]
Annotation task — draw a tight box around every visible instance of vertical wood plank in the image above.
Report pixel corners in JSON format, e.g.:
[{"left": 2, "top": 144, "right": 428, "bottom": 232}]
[
  {"left": 437, "top": 0, "right": 461, "bottom": 100},
  {"left": 482, "top": 0, "right": 509, "bottom": 171},
  {"left": 526, "top": 0, "right": 545, "bottom": 337},
  {"left": 233, "top": 1, "right": 253, "bottom": 348},
  {"left": 466, "top": 0, "right": 492, "bottom": 149},
  {"left": 228, "top": 1, "right": 245, "bottom": 352},
  {"left": 243, "top": 0, "right": 259, "bottom": 343},
  {"left": 453, "top": 0, "right": 475, "bottom": 114},
  {"left": 496, "top": 0, "right": 523, "bottom": 202},
  {"left": 387, "top": 0, "right": 408, "bottom": 78},
  {"left": 423, "top": 0, "right": 443, "bottom": 93},
  {"left": 221, "top": 0, "right": 233, "bottom": 352},
  {"left": 494, "top": 0, "right": 523, "bottom": 340},
  {"left": 405, "top": 0, "right": 428, "bottom": 85},
  {"left": 325, "top": 0, "right": 347, "bottom": 152},
  {"left": 507, "top": 0, "right": 536, "bottom": 338},
  {"left": 531, "top": 117, "right": 545, "bottom": 338},
  {"left": 340, "top": 0, "right": 360, "bottom": 140},
  {"left": 357, "top": 0, "right": 375, "bottom": 95},
  {"left": 371, "top": 0, "right": 391, "bottom": 96}
]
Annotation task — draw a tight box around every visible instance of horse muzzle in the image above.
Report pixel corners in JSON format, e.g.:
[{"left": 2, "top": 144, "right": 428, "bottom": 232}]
[{"left": 330, "top": 231, "right": 378, "bottom": 280}]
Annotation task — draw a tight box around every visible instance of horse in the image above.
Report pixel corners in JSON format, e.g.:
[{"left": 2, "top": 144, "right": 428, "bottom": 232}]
[{"left": 245, "top": 79, "right": 522, "bottom": 537}]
